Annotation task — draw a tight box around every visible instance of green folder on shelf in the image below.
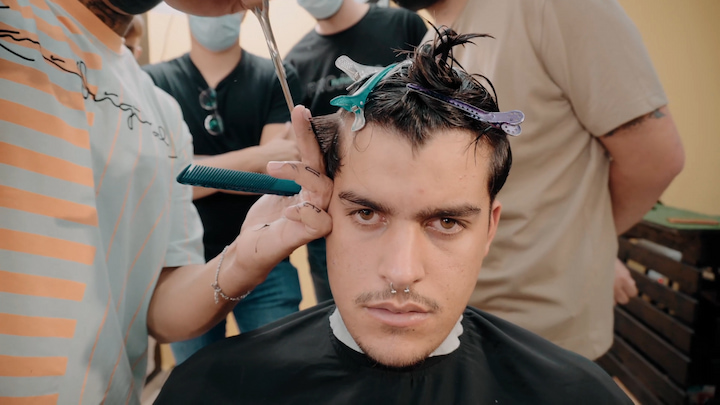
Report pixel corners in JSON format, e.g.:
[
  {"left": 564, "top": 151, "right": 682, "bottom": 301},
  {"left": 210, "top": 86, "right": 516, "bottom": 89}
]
[{"left": 644, "top": 204, "right": 720, "bottom": 230}]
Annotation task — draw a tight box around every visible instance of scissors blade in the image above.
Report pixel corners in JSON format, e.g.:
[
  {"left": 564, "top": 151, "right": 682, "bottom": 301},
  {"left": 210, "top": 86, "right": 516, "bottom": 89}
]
[{"left": 253, "top": 0, "right": 294, "bottom": 114}]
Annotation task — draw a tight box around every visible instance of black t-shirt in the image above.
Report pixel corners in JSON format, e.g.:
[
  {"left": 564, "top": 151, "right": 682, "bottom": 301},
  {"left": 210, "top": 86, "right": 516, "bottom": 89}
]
[
  {"left": 143, "top": 52, "right": 303, "bottom": 259},
  {"left": 286, "top": 5, "right": 427, "bottom": 116},
  {"left": 155, "top": 301, "right": 632, "bottom": 404}
]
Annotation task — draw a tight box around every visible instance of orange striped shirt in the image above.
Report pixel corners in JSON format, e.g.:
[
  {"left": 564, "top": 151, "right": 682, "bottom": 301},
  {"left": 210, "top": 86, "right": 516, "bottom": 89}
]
[{"left": 0, "top": 0, "right": 204, "bottom": 403}]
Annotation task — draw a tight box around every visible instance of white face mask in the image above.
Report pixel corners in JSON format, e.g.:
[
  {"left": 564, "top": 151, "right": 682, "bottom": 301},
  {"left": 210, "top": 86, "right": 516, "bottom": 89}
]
[
  {"left": 188, "top": 12, "right": 244, "bottom": 52},
  {"left": 297, "top": 0, "right": 344, "bottom": 20}
]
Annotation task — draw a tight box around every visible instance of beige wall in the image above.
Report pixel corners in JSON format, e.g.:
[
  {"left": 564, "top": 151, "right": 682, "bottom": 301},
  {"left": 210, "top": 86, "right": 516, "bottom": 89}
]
[
  {"left": 147, "top": 1, "right": 719, "bottom": 216},
  {"left": 618, "top": 0, "right": 720, "bottom": 216}
]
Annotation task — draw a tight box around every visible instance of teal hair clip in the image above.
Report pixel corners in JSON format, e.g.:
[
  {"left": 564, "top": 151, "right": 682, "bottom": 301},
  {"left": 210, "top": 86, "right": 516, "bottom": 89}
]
[{"left": 330, "top": 61, "right": 399, "bottom": 132}]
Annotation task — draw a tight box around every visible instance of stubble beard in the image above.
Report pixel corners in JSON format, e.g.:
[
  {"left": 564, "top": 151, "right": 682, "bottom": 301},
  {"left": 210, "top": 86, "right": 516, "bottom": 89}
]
[{"left": 355, "top": 331, "right": 436, "bottom": 368}]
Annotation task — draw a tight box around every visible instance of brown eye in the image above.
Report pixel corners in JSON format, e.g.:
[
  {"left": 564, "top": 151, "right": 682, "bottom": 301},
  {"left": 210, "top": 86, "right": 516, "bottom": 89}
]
[
  {"left": 351, "top": 209, "right": 382, "bottom": 226},
  {"left": 428, "top": 218, "right": 464, "bottom": 235},
  {"left": 440, "top": 218, "right": 457, "bottom": 229},
  {"left": 358, "top": 209, "right": 375, "bottom": 221}
]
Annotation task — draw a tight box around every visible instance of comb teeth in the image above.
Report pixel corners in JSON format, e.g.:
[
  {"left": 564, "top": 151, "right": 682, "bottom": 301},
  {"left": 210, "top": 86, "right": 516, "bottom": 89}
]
[{"left": 177, "top": 164, "right": 301, "bottom": 196}]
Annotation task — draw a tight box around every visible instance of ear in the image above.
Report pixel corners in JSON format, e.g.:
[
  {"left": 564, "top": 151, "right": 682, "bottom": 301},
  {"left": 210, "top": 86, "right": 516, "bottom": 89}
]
[{"left": 484, "top": 199, "right": 502, "bottom": 256}]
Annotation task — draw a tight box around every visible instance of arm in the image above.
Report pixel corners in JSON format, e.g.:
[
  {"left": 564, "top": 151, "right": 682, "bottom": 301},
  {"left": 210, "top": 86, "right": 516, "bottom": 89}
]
[
  {"left": 599, "top": 106, "right": 684, "bottom": 304},
  {"left": 191, "top": 122, "right": 299, "bottom": 200},
  {"left": 192, "top": 63, "right": 304, "bottom": 199},
  {"left": 598, "top": 105, "right": 684, "bottom": 235},
  {"left": 148, "top": 106, "right": 332, "bottom": 343},
  {"left": 538, "top": 1, "right": 683, "bottom": 231}
]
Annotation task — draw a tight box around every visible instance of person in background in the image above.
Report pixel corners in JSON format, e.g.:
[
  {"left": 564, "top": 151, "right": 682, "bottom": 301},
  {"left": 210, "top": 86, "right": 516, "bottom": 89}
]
[
  {"left": 143, "top": 12, "right": 305, "bottom": 364},
  {"left": 394, "top": 0, "right": 684, "bottom": 360},
  {"left": 155, "top": 30, "right": 633, "bottom": 404},
  {"left": 285, "top": 0, "right": 427, "bottom": 302},
  {"left": 0, "top": 0, "right": 307, "bottom": 403}
]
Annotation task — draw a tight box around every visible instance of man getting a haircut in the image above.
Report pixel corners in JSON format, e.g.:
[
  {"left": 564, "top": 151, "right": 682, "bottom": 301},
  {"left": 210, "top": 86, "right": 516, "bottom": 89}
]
[{"left": 155, "top": 29, "right": 632, "bottom": 404}]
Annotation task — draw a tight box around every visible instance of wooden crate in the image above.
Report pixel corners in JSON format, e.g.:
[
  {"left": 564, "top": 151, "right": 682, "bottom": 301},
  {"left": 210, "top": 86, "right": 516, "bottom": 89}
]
[{"left": 598, "top": 204, "right": 720, "bottom": 405}]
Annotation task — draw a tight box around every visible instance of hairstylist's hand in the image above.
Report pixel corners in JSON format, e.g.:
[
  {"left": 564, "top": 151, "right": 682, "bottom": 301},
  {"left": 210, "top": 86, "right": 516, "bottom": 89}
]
[
  {"left": 164, "top": 0, "right": 266, "bottom": 16},
  {"left": 228, "top": 106, "right": 333, "bottom": 284}
]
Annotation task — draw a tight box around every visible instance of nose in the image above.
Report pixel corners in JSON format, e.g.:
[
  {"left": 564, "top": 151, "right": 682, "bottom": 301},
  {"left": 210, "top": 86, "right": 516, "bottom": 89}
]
[{"left": 378, "top": 222, "right": 425, "bottom": 289}]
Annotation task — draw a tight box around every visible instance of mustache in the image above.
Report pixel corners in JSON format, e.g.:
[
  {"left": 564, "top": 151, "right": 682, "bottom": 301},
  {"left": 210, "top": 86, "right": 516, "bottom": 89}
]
[{"left": 354, "top": 289, "right": 441, "bottom": 312}]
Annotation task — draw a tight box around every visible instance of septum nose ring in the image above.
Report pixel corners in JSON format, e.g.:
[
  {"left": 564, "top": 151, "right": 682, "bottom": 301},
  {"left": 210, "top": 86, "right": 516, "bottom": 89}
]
[{"left": 390, "top": 283, "right": 410, "bottom": 294}]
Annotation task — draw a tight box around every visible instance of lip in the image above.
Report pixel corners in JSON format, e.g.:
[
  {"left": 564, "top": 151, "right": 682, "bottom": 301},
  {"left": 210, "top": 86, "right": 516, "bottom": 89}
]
[{"left": 365, "top": 302, "right": 431, "bottom": 328}]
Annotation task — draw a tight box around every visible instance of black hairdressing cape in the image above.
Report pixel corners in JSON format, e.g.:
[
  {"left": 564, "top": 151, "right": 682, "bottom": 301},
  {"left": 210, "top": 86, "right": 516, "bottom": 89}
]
[{"left": 155, "top": 301, "right": 631, "bottom": 404}]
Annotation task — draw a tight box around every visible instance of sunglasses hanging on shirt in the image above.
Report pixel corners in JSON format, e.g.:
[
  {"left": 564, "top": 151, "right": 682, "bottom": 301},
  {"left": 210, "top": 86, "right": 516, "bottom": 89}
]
[{"left": 199, "top": 87, "right": 224, "bottom": 136}]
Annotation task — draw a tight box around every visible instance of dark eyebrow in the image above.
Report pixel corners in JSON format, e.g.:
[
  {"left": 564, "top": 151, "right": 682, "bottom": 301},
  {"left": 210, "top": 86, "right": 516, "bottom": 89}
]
[
  {"left": 338, "top": 190, "right": 482, "bottom": 221},
  {"left": 413, "top": 205, "right": 482, "bottom": 222},
  {"left": 338, "top": 191, "right": 395, "bottom": 215}
]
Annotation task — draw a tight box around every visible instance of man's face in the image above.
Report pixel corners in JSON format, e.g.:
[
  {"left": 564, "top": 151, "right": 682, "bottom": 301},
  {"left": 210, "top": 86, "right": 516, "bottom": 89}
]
[{"left": 326, "top": 124, "right": 501, "bottom": 367}]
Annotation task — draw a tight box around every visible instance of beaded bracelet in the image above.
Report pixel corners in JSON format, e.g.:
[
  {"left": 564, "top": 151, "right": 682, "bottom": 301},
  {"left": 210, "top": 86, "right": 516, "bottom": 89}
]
[{"left": 211, "top": 245, "right": 252, "bottom": 304}]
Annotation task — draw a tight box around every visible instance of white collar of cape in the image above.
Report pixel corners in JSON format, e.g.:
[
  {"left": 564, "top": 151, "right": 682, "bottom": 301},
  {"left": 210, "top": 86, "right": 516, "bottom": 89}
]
[{"left": 329, "top": 307, "right": 464, "bottom": 357}]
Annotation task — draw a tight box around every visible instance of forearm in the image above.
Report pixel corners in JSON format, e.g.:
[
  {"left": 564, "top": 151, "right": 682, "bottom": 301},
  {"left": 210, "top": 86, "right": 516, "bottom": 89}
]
[
  {"left": 191, "top": 148, "right": 267, "bottom": 200},
  {"left": 195, "top": 147, "right": 267, "bottom": 174},
  {"left": 608, "top": 167, "right": 671, "bottom": 235},
  {"left": 191, "top": 123, "right": 298, "bottom": 200},
  {"left": 149, "top": 106, "right": 332, "bottom": 342},
  {"left": 147, "top": 243, "right": 265, "bottom": 343},
  {"left": 193, "top": 185, "right": 257, "bottom": 200}
]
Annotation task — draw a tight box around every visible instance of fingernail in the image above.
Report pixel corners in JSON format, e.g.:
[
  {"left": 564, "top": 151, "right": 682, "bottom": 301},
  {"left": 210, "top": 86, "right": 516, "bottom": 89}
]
[
  {"left": 303, "top": 107, "right": 312, "bottom": 121},
  {"left": 267, "top": 161, "right": 285, "bottom": 171}
]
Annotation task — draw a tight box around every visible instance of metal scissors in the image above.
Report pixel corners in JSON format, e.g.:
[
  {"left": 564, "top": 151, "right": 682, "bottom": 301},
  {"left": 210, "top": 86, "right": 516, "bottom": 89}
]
[{"left": 252, "top": 0, "right": 295, "bottom": 114}]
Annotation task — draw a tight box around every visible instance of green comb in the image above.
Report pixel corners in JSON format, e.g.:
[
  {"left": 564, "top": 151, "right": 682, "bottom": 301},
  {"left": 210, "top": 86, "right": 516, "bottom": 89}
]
[{"left": 176, "top": 164, "right": 301, "bottom": 196}]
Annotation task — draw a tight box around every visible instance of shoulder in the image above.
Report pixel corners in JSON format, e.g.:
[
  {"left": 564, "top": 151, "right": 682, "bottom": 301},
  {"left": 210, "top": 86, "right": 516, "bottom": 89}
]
[
  {"left": 462, "top": 307, "right": 632, "bottom": 403},
  {"left": 142, "top": 55, "right": 189, "bottom": 88},
  {"left": 368, "top": 5, "right": 423, "bottom": 22},
  {"left": 149, "top": 86, "right": 182, "bottom": 119},
  {"left": 363, "top": 6, "right": 427, "bottom": 43},
  {"left": 286, "top": 29, "right": 322, "bottom": 62},
  {"left": 175, "top": 302, "right": 333, "bottom": 371},
  {"left": 156, "top": 303, "right": 344, "bottom": 403},
  {"left": 541, "top": 0, "right": 635, "bottom": 28},
  {"left": 238, "top": 51, "right": 276, "bottom": 78},
  {"left": 462, "top": 306, "right": 569, "bottom": 354},
  {"left": 155, "top": 303, "right": 336, "bottom": 402},
  {"left": 241, "top": 51, "right": 300, "bottom": 86}
]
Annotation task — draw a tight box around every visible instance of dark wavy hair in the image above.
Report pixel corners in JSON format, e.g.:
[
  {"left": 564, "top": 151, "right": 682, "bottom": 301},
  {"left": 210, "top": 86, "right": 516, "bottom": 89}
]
[{"left": 312, "top": 27, "right": 512, "bottom": 202}]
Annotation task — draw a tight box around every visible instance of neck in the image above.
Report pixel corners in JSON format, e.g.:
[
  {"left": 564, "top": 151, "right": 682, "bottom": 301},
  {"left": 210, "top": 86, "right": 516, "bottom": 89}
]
[
  {"left": 189, "top": 39, "right": 243, "bottom": 89},
  {"left": 329, "top": 308, "right": 464, "bottom": 358},
  {"left": 79, "top": 0, "right": 133, "bottom": 36},
  {"left": 426, "top": 0, "right": 468, "bottom": 28},
  {"left": 315, "top": 0, "right": 369, "bottom": 36}
]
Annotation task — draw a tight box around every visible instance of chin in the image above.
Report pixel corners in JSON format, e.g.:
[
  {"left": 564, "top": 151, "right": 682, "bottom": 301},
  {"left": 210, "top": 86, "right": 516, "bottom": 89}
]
[{"left": 358, "top": 339, "right": 435, "bottom": 368}]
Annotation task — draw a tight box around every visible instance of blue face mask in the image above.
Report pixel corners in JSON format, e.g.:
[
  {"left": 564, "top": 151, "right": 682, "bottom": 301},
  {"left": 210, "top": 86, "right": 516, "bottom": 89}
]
[
  {"left": 188, "top": 12, "right": 244, "bottom": 52},
  {"left": 297, "top": 0, "right": 343, "bottom": 20}
]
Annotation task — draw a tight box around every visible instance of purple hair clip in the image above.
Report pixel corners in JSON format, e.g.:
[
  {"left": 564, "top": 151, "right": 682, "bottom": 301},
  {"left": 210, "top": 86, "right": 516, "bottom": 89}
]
[{"left": 406, "top": 83, "right": 524, "bottom": 136}]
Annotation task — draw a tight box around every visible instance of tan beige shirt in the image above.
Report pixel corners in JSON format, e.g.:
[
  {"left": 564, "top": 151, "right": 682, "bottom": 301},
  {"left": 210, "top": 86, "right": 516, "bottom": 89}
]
[{"left": 445, "top": 0, "right": 667, "bottom": 359}]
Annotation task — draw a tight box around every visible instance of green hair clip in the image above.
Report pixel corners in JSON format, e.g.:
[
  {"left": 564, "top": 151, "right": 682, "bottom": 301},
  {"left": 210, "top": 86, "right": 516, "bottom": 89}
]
[
  {"left": 330, "top": 61, "right": 399, "bottom": 132},
  {"left": 329, "top": 55, "right": 524, "bottom": 135}
]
